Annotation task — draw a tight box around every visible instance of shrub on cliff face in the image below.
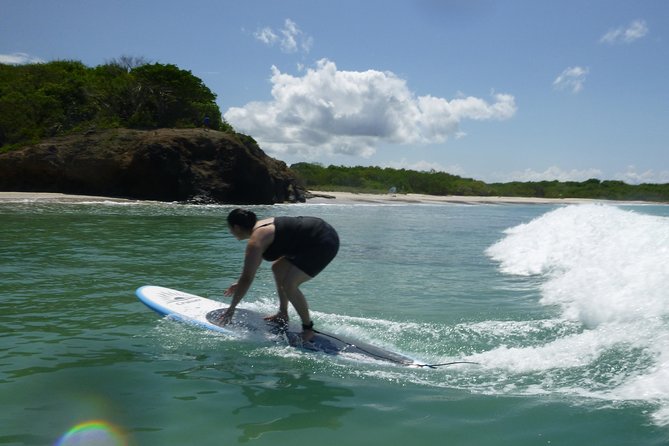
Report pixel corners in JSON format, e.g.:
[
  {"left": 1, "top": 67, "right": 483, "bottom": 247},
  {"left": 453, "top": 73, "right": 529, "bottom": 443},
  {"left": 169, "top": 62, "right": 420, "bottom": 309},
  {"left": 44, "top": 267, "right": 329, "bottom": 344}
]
[{"left": 0, "top": 59, "right": 232, "bottom": 150}]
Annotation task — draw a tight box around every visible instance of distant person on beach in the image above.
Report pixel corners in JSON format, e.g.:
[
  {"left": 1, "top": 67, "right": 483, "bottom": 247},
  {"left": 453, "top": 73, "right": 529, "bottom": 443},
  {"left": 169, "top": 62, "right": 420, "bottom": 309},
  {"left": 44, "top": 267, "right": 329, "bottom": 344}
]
[
  {"left": 216, "top": 209, "right": 339, "bottom": 342},
  {"left": 202, "top": 115, "right": 210, "bottom": 131}
]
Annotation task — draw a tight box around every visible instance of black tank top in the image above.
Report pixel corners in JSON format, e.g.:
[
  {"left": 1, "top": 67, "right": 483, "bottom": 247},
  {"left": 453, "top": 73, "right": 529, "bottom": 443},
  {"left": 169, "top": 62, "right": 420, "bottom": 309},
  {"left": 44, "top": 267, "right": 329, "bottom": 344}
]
[{"left": 261, "top": 216, "right": 329, "bottom": 261}]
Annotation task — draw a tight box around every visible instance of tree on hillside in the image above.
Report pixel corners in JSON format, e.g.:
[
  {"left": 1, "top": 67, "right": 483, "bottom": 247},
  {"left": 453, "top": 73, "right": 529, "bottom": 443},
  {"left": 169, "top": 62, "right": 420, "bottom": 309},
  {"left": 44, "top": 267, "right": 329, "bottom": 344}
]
[
  {"left": 128, "top": 63, "right": 224, "bottom": 129},
  {"left": 106, "top": 55, "right": 150, "bottom": 72},
  {"left": 0, "top": 60, "right": 93, "bottom": 146},
  {"left": 0, "top": 59, "right": 232, "bottom": 150}
]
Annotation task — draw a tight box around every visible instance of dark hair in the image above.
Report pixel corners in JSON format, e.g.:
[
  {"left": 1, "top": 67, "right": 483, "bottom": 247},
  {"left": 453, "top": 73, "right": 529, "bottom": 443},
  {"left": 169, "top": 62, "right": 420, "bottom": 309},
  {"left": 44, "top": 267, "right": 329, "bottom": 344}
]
[{"left": 227, "top": 208, "right": 257, "bottom": 230}]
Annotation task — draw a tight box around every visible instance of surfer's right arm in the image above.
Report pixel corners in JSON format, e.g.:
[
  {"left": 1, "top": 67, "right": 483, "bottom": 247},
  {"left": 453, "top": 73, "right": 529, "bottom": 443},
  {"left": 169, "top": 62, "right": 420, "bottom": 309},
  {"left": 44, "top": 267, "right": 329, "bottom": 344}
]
[{"left": 219, "top": 237, "right": 265, "bottom": 324}]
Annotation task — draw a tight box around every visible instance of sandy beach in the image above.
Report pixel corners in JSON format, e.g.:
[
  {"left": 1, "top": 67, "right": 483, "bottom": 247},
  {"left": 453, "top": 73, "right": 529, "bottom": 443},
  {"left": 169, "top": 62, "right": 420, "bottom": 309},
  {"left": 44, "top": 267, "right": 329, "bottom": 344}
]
[
  {"left": 0, "top": 192, "right": 135, "bottom": 203},
  {"left": 0, "top": 190, "right": 659, "bottom": 205},
  {"left": 305, "top": 190, "right": 635, "bottom": 205}
]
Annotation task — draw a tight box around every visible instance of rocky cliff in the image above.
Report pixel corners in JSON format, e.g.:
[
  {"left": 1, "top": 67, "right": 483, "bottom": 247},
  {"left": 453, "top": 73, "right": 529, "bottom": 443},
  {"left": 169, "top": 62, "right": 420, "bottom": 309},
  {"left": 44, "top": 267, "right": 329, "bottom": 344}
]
[{"left": 0, "top": 128, "right": 305, "bottom": 204}]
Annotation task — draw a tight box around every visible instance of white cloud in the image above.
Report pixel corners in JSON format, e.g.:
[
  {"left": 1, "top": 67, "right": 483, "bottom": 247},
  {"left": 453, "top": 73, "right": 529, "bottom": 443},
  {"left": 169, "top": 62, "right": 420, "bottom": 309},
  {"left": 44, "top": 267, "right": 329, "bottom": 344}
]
[
  {"left": 224, "top": 59, "right": 517, "bottom": 158},
  {"left": 489, "top": 166, "right": 669, "bottom": 184},
  {"left": 600, "top": 19, "right": 649, "bottom": 44},
  {"left": 254, "top": 19, "right": 312, "bottom": 54},
  {"left": 254, "top": 27, "right": 278, "bottom": 46},
  {"left": 553, "top": 66, "right": 589, "bottom": 94},
  {"left": 615, "top": 166, "right": 669, "bottom": 185},
  {"left": 0, "top": 52, "right": 44, "bottom": 65},
  {"left": 496, "top": 166, "right": 604, "bottom": 183}
]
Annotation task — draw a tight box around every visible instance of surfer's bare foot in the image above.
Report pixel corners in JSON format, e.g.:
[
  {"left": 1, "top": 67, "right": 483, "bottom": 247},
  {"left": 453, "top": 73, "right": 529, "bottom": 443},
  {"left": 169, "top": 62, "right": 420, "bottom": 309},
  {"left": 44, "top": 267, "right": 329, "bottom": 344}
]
[
  {"left": 264, "top": 312, "right": 288, "bottom": 326},
  {"left": 301, "top": 321, "right": 315, "bottom": 343},
  {"left": 301, "top": 329, "right": 314, "bottom": 343}
]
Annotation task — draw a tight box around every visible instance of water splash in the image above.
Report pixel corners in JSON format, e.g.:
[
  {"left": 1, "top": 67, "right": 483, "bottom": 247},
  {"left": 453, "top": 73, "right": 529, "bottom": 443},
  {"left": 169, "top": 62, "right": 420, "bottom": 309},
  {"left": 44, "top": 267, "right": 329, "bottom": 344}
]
[
  {"left": 484, "top": 204, "right": 669, "bottom": 425},
  {"left": 487, "top": 204, "right": 669, "bottom": 327}
]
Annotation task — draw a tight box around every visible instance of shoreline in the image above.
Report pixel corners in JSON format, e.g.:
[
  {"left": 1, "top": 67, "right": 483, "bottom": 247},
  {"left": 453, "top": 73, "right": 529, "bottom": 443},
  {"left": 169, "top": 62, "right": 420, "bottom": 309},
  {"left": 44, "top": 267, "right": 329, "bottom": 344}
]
[
  {"left": 0, "top": 192, "right": 135, "bottom": 203},
  {"left": 0, "top": 190, "right": 662, "bottom": 206},
  {"left": 305, "top": 190, "right": 659, "bottom": 206}
]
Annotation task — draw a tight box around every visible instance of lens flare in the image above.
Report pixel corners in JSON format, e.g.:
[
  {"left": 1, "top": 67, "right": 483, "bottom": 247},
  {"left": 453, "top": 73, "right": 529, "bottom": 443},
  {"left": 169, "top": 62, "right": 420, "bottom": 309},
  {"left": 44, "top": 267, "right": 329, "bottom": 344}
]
[{"left": 55, "top": 420, "right": 126, "bottom": 446}]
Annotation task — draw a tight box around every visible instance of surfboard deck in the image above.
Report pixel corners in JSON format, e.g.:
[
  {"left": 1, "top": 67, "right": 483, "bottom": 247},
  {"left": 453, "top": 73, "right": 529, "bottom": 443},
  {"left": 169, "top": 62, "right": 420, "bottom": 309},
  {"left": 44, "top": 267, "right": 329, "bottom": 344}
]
[{"left": 136, "top": 285, "right": 420, "bottom": 367}]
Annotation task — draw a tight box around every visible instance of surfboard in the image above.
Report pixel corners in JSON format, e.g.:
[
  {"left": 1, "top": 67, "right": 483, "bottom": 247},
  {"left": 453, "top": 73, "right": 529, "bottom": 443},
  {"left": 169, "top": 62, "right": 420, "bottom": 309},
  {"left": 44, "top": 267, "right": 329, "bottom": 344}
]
[{"left": 135, "top": 285, "right": 421, "bottom": 367}]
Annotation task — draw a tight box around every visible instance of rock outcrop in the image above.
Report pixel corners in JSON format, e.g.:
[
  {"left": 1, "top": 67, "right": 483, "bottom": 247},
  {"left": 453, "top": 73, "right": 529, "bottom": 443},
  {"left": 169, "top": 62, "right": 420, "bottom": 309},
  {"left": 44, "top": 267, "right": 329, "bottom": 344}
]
[{"left": 0, "top": 128, "right": 305, "bottom": 204}]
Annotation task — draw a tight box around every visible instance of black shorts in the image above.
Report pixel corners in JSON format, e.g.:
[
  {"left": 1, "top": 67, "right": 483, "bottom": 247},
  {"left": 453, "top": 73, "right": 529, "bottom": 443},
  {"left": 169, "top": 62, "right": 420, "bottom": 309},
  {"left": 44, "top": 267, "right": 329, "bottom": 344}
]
[{"left": 286, "top": 225, "right": 339, "bottom": 277}]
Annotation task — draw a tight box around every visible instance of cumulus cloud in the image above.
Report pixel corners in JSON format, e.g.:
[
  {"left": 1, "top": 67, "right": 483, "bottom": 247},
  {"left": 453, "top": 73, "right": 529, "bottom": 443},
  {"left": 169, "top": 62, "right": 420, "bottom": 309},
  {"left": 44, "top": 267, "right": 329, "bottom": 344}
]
[
  {"left": 600, "top": 19, "right": 649, "bottom": 44},
  {"left": 0, "top": 52, "right": 44, "bottom": 65},
  {"left": 615, "top": 166, "right": 669, "bottom": 185},
  {"left": 224, "top": 59, "right": 516, "bottom": 158},
  {"left": 553, "top": 66, "right": 589, "bottom": 94},
  {"left": 254, "top": 19, "right": 313, "bottom": 54}
]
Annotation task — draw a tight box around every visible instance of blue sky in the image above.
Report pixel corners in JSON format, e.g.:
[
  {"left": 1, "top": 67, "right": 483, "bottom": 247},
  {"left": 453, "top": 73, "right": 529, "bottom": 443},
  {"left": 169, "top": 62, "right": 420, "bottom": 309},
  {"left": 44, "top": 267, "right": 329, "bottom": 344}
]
[{"left": 2, "top": 0, "right": 668, "bottom": 183}]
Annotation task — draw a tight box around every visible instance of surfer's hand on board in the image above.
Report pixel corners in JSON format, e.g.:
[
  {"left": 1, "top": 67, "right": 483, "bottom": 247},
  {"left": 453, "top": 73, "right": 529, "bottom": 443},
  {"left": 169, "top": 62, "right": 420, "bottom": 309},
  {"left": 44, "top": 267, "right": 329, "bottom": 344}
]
[{"left": 217, "top": 308, "right": 235, "bottom": 325}]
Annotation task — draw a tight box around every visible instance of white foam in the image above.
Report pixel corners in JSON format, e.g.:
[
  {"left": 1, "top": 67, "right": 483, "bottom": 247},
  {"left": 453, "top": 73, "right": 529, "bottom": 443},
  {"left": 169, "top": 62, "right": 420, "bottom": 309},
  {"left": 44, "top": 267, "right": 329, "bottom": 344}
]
[
  {"left": 485, "top": 204, "right": 669, "bottom": 425},
  {"left": 487, "top": 204, "right": 669, "bottom": 327}
]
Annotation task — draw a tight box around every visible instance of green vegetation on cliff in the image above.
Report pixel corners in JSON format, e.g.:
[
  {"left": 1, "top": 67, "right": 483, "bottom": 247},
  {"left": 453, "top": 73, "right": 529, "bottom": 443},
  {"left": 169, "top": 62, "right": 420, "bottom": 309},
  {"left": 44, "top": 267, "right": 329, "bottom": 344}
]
[
  {"left": 291, "top": 163, "right": 669, "bottom": 202},
  {"left": 0, "top": 58, "right": 232, "bottom": 150}
]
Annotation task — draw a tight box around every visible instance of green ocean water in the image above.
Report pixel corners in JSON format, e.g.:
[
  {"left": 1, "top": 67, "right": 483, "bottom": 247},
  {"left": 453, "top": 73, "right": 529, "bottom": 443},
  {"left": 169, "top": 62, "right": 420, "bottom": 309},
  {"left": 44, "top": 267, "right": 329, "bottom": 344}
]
[{"left": 1, "top": 199, "right": 668, "bottom": 445}]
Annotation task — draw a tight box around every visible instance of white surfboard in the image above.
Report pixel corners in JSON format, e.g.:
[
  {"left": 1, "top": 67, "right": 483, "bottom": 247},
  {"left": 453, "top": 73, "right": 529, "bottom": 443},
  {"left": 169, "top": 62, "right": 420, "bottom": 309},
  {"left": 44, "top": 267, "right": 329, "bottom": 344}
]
[{"left": 135, "top": 285, "right": 422, "bottom": 367}]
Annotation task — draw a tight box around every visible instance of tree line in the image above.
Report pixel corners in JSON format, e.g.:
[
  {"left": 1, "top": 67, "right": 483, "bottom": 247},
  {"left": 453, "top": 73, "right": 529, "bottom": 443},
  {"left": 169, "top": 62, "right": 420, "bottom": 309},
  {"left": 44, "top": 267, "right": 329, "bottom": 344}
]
[
  {"left": 0, "top": 57, "right": 232, "bottom": 150},
  {"left": 290, "top": 163, "right": 669, "bottom": 202}
]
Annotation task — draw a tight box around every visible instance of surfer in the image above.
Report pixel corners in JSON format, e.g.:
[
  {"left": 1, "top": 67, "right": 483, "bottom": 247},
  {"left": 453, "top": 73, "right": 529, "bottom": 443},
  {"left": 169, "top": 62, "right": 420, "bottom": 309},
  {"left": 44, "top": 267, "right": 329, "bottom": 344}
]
[{"left": 216, "top": 209, "right": 339, "bottom": 342}]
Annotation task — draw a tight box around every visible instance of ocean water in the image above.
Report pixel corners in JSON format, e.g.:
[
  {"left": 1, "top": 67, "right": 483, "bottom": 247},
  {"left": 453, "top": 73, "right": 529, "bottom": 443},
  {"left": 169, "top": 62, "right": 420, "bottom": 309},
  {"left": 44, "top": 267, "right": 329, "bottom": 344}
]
[{"left": 1, "top": 198, "right": 668, "bottom": 445}]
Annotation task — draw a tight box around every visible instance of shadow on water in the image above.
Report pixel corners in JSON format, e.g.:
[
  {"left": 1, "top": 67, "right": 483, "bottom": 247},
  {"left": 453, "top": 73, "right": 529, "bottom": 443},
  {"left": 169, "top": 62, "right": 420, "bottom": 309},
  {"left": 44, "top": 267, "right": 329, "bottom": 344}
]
[
  {"left": 150, "top": 345, "right": 355, "bottom": 444},
  {"left": 233, "top": 372, "right": 354, "bottom": 442}
]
